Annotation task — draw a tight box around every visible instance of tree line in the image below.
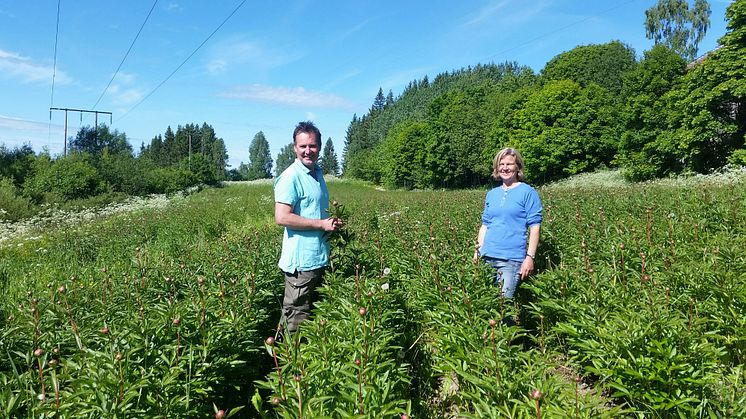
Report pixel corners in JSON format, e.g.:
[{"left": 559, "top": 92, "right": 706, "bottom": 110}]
[
  {"left": 238, "top": 131, "right": 340, "bottom": 181},
  {"left": 1, "top": 123, "right": 228, "bottom": 221},
  {"left": 342, "top": 0, "right": 744, "bottom": 188}
]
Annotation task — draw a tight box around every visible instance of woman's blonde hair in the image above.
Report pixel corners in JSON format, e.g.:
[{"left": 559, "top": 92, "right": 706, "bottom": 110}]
[{"left": 491, "top": 147, "right": 525, "bottom": 181}]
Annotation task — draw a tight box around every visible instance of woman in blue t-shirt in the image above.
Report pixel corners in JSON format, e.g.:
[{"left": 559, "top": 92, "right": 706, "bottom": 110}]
[{"left": 474, "top": 147, "right": 543, "bottom": 300}]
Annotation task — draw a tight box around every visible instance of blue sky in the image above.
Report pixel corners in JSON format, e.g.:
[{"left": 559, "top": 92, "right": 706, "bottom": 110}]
[{"left": 0, "top": 0, "right": 732, "bottom": 171}]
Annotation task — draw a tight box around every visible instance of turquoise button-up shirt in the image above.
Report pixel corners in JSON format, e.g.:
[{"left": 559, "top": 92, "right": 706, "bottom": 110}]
[{"left": 274, "top": 159, "right": 330, "bottom": 273}]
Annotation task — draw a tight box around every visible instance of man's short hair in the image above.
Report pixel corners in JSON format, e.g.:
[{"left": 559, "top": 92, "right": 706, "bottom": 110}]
[{"left": 293, "top": 121, "right": 322, "bottom": 147}]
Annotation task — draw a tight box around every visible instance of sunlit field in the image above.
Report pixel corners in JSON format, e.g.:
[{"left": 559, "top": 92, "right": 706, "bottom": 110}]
[{"left": 1, "top": 171, "right": 745, "bottom": 418}]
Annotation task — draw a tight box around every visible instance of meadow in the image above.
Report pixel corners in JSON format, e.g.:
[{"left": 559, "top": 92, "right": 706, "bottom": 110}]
[{"left": 1, "top": 171, "right": 744, "bottom": 418}]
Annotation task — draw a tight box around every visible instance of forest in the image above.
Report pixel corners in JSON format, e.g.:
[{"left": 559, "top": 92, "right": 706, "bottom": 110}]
[{"left": 341, "top": 1, "right": 744, "bottom": 188}]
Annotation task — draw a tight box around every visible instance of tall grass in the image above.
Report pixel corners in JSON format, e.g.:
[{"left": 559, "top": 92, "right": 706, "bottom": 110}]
[{"left": 1, "top": 171, "right": 744, "bottom": 417}]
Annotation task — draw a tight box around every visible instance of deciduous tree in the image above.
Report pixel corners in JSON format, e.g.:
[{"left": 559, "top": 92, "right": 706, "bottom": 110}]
[
  {"left": 645, "top": 0, "right": 711, "bottom": 61},
  {"left": 541, "top": 41, "right": 637, "bottom": 95}
]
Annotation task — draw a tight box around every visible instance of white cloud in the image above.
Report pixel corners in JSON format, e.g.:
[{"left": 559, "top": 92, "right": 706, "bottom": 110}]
[
  {"left": 461, "top": 1, "right": 512, "bottom": 27},
  {"left": 112, "top": 72, "right": 137, "bottom": 85},
  {"left": 335, "top": 19, "right": 373, "bottom": 43},
  {"left": 0, "top": 115, "right": 68, "bottom": 155},
  {"left": 0, "top": 9, "right": 15, "bottom": 18},
  {"left": 206, "top": 36, "right": 303, "bottom": 75},
  {"left": 207, "top": 59, "right": 228, "bottom": 74},
  {"left": 116, "top": 88, "right": 146, "bottom": 105},
  {"left": 100, "top": 71, "right": 145, "bottom": 107},
  {"left": 0, "top": 49, "right": 72, "bottom": 84},
  {"left": 0, "top": 114, "right": 49, "bottom": 132},
  {"left": 218, "top": 84, "right": 354, "bottom": 109},
  {"left": 324, "top": 68, "right": 362, "bottom": 89}
]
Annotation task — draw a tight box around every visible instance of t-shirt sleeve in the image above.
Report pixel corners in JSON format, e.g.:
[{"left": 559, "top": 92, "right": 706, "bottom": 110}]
[
  {"left": 525, "top": 189, "right": 543, "bottom": 227},
  {"left": 481, "top": 193, "right": 490, "bottom": 225},
  {"left": 274, "top": 173, "right": 298, "bottom": 206}
]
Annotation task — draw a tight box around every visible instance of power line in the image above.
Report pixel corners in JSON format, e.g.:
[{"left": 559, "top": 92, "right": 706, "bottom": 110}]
[
  {"left": 48, "top": 0, "right": 62, "bottom": 143},
  {"left": 49, "top": 0, "right": 61, "bottom": 109},
  {"left": 92, "top": 0, "right": 159, "bottom": 109},
  {"left": 116, "top": 0, "right": 248, "bottom": 123}
]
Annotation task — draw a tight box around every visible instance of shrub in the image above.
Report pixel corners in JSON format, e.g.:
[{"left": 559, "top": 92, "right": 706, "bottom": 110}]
[
  {"left": 0, "top": 177, "right": 36, "bottom": 221},
  {"left": 98, "top": 150, "right": 154, "bottom": 195},
  {"left": 23, "top": 154, "right": 106, "bottom": 203},
  {"left": 727, "top": 149, "right": 746, "bottom": 167},
  {"left": 146, "top": 166, "right": 196, "bottom": 194}
]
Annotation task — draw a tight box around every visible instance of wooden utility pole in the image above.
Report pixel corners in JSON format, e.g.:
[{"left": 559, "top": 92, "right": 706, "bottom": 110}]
[{"left": 49, "top": 107, "right": 112, "bottom": 155}]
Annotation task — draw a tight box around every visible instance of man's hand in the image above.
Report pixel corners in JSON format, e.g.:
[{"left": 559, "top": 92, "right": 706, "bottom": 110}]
[{"left": 321, "top": 217, "right": 344, "bottom": 232}]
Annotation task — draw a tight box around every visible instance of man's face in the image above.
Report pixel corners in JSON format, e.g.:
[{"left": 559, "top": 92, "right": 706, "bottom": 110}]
[{"left": 294, "top": 131, "right": 320, "bottom": 169}]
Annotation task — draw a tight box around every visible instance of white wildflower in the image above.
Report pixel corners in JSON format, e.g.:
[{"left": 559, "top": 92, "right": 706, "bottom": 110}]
[{"left": 381, "top": 282, "right": 389, "bottom": 291}]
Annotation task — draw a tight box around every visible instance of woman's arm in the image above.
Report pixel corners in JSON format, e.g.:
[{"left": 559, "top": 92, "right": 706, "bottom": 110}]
[
  {"left": 473, "top": 224, "right": 487, "bottom": 262},
  {"left": 520, "top": 224, "right": 541, "bottom": 278}
]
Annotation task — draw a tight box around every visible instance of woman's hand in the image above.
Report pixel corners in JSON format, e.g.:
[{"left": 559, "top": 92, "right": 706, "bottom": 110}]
[{"left": 520, "top": 255, "right": 535, "bottom": 279}]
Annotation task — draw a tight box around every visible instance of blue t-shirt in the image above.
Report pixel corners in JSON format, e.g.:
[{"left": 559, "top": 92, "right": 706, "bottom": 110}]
[
  {"left": 274, "top": 159, "right": 330, "bottom": 272},
  {"left": 480, "top": 183, "right": 543, "bottom": 262}
]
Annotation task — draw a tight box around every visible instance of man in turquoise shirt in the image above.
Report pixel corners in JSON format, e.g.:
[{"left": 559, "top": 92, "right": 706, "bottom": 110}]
[{"left": 274, "top": 121, "right": 343, "bottom": 334}]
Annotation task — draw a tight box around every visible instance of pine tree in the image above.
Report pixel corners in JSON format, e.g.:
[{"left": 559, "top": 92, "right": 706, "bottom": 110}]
[
  {"left": 372, "top": 87, "right": 386, "bottom": 112},
  {"left": 275, "top": 143, "right": 296, "bottom": 175},
  {"left": 386, "top": 90, "right": 395, "bottom": 107},
  {"left": 320, "top": 137, "right": 339, "bottom": 176},
  {"left": 246, "top": 131, "right": 273, "bottom": 180}
]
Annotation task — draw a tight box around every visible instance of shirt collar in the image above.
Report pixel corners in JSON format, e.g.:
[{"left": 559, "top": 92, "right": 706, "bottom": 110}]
[{"left": 293, "top": 158, "right": 318, "bottom": 175}]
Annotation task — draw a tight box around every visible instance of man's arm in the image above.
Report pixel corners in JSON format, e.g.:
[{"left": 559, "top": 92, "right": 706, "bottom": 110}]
[{"left": 275, "top": 202, "right": 338, "bottom": 231}]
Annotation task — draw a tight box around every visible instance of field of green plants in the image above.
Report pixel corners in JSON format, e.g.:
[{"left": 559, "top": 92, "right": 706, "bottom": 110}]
[{"left": 1, "top": 172, "right": 745, "bottom": 418}]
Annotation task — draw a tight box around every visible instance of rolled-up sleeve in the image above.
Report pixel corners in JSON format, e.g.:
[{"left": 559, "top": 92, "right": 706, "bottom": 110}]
[{"left": 525, "top": 190, "right": 543, "bottom": 227}]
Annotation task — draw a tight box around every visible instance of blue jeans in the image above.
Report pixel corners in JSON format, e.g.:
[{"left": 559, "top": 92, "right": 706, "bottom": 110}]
[{"left": 485, "top": 258, "right": 522, "bottom": 298}]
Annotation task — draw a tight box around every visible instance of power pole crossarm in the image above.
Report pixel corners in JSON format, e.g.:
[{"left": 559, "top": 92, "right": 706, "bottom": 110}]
[{"left": 50, "top": 107, "right": 113, "bottom": 156}]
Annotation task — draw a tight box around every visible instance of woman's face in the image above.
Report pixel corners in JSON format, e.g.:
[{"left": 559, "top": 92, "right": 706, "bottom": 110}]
[{"left": 498, "top": 154, "right": 518, "bottom": 183}]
